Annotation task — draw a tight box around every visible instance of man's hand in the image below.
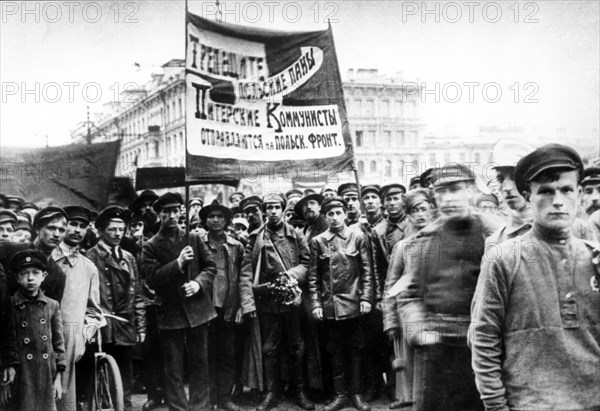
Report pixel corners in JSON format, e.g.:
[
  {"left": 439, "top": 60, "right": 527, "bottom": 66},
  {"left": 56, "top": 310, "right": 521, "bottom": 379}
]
[
  {"left": 235, "top": 308, "right": 243, "bottom": 324},
  {"left": 177, "top": 246, "right": 194, "bottom": 270},
  {"left": 312, "top": 308, "right": 323, "bottom": 321},
  {"left": 2, "top": 367, "right": 16, "bottom": 385},
  {"left": 360, "top": 301, "right": 372, "bottom": 314},
  {"left": 0, "top": 384, "right": 11, "bottom": 405},
  {"left": 54, "top": 373, "right": 63, "bottom": 400},
  {"left": 137, "top": 333, "right": 146, "bottom": 343},
  {"left": 182, "top": 280, "right": 200, "bottom": 297},
  {"left": 386, "top": 328, "right": 400, "bottom": 342}
]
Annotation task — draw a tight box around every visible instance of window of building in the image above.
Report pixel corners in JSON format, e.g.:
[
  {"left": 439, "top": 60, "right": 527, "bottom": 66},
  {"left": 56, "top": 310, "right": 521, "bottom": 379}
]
[
  {"left": 410, "top": 131, "right": 418, "bottom": 146},
  {"left": 358, "top": 160, "right": 364, "bottom": 175},
  {"left": 444, "top": 153, "right": 451, "bottom": 164},
  {"left": 395, "top": 100, "right": 403, "bottom": 117},
  {"left": 384, "top": 131, "right": 392, "bottom": 146},
  {"left": 429, "top": 153, "right": 436, "bottom": 166},
  {"left": 474, "top": 152, "right": 481, "bottom": 164},
  {"left": 459, "top": 152, "right": 466, "bottom": 163},
  {"left": 370, "top": 160, "right": 377, "bottom": 174},
  {"left": 177, "top": 98, "right": 182, "bottom": 118},
  {"left": 385, "top": 160, "right": 392, "bottom": 177},
  {"left": 155, "top": 141, "right": 160, "bottom": 158},
  {"left": 397, "top": 130, "right": 405, "bottom": 146},
  {"left": 368, "top": 130, "right": 376, "bottom": 146},
  {"left": 356, "top": 130, "right": 363, "bottom": 147},
  {"left": 382, "top": 100, "right": 390, "bottom": 117},
  {"left": 354, "top": 99, "right": 362, "bottom": 115},
  {"left": 365, "top": 99, "right": 374, "bottom": 117}
]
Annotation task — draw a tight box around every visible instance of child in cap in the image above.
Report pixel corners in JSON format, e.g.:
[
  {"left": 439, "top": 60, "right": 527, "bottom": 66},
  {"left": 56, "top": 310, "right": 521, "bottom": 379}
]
[{"left": 8, "top": 249, "right": 66, "bottom": 411}]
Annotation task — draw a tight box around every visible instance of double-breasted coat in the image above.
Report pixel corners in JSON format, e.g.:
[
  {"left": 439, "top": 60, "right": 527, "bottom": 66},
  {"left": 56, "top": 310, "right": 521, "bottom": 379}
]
[{"left": 10, "top": 289, "right": 66, "bottom": 411}]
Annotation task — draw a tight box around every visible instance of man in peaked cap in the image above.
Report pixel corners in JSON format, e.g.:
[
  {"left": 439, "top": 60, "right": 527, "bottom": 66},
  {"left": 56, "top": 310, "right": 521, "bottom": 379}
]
[
  {"left": 17, "top": 202, "right": 39, "bottom": 222},
  {"left": 52, "top": 205, "right": 103, "bottom": 411},
  {"left": 188, "top": 198, "right": 204, "bottom": 220},
  {"left": 5, "top": 196, "right": 25, "bottom": 211},
  {"left": 320, "top": 185, "right": 337, "bottom": 199},
  {"left": 338, "top": 183, "right": 361, "bottom": 226},
  {"left": 0, "top": 209, "right": 17, "bottom": 242},
  {"left": 361, "top": 185, "right": 383, "bottom": 228},
  {"left": 86, "top": 205, "right": 145, "bottom": 410},
  {"left": 294, "top": 193, "right": 327, "bottom": 243},
  {"left": 199, "top": 200, "right": 244, "bottom": 411},
  {"left": 307, "top": 196, "right": 374, "bottom": 411},
  {"left": 471, "top": 144, "right": 600, "bottom": 411},
  {"left": 392, "top": 162, "right": 501, "bottom": 411},
  {"left": 142, "top": 192, "right": 217, "bottom": 411},
  {"left": 240, "top": 195, "right": 264, "bottom": 233},
  {"left": 131, "top": 189, "right": 160, "bottom": 237},
  {"left": 408, "top": 176, "right": 422, "bottom": 191},
  {"left": 1, "top": 205, "right": 69, "bottom": 303},
  {"left": 581, "top": 166, "right": 600, "bottom": 217},
  {"left": 285, "top": 189, "right": 304, "bottom": 208},
  {"left": 239, "top": 192, "right": 314, "bottom": 411}
]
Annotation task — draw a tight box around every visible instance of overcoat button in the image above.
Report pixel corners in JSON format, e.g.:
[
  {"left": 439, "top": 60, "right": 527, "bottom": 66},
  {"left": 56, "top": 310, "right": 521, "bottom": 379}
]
[
  {"left": 24, "top": 338, "right": 30, "bottom": 344},
  {"left": 40, "top": 318, "right": 47, "bottom": 324},
  {"left": 26, "top": 354, "right": 33, "bottom": 360},
  {"left": 41, "top": 335, "right": 48, "bottom": 341},
  {"left": 22, "top": 322, "right": 28, "bottom": 328},
  {"left": 42, "top": 353, "right": 49, "bottom": 359}
]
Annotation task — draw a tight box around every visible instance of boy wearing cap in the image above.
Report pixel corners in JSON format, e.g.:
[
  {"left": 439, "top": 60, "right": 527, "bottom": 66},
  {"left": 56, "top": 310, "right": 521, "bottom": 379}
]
[
  {"left": 239, "top": 192, "right": 313, "bottom": 411},
  {"left": 337, "top": 184, "right": 361, "bottom": 226},
  {"left": 240, "top": 196, "right": 264, "bottom": 233},
  {"left": 394, "top": 164, "right": 500, "bottom": 411},
  {"left": 86, "top": 206, "right": 146, "bottom": 411},
  {"left": 142, "top": 192, "right": 217, "bottom": 411},
  {"left": 470, "top": 144, "right": 600, "bottom": 411},
  {"left": 0, "top": 210, "right": 17, "bottom": 242},
  {"left": 581, "top": 166, "right": 600, "bottom": 217},
  {"left": 308, "top": 196, "right": 374, "bottom": 411},
  {"left": 51, "top": 206, "right": 104, "bottom": 411},
  {"left": 199, "top": 200, "right": 244, "bottom": 411},
  {"left": 8, "top": 250, "right": 66, "bottom": 411}
]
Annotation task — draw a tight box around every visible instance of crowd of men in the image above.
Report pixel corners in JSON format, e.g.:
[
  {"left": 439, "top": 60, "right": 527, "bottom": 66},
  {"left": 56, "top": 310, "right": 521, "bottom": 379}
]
[{"left": 0, "top": 143, "right": 599, "bottom": 411}]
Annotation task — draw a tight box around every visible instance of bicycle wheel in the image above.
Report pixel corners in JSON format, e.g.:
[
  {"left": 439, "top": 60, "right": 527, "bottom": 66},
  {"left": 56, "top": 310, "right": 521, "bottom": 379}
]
[{"left": 88, "top": 354, "right": 125, "bottom": 411}]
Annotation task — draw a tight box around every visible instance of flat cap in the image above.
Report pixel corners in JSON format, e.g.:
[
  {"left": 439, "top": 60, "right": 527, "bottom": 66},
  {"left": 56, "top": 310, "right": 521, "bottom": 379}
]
[
  {"left": 152, "top": 192, "right": 184, "bottom": 213},
  {"left": 320, "top": 185, "right": 337, "bottom": 196},
  {"left": 0, "top": 194, "right": 8, "bottom": 209},
  {"left": 18, "top": 202, "right": 40, "bottom": 212},
  {"left": 64, "top": 205, "right": 93, "bottom": 224},
  {"left": 229, "top": 191, "right": 245, "bottom": 202},
  {"left": 285, "top": 189, "right": 303, "bottom": 200},
  {"left": 321, "top": 196, "right": 348, "bottom": 213},
  {"left": 361, "top": 184, "right": 381, "bottom": 198},
  {"left": 303, "top": 189, "right": 317, "bottom": 196},
  {"left": 515, "top": 144, "right": 583, "bottom": 195},
  {"left": 294, "top": 193, "right": 324, "bottom": 216},
  {"left": 199, "top": 199, "right": 233, "bottom": 222},
  {"left": 33, "top": 206, "right": 68, "bottom": 229},
  {"left": 263, "top": 192, "right": 287, "bottom": 210},
  {"left": 6, "top": 195, "right": 25, "bottom": 208},
  {"left": 188, "top": 197, "right": 203, "bottom": 208},
  {"left": 404, "top": 189, "right": 433, "bottom": 213},
  {"left": 409, "top": 176, "right": 422, "bottom": 188},
  {"left": 15, "top": 219, "right": 33, "bottom": 233},
  {"left": 10, "top": 249, "right": 48, "bottom": 272},
  {"left": 239, "top": 195, "right": 262, "bottom": 212},
  {"left": 430, "top": 164, "right": 476, "bottom": 188},
  {"left": 130, "top": 189, "right": 159, "bottom": 213},
  {"left": 380, "top": 183, "right": 407, "bottom": 198},
  {"left": 476, "top": 193, "right": 499, "bottom": 207},
  {"left": 337, "top": 183, "right": 358, "bottom": 197},
  {"left": 582, "top": 167, "right": 600, "bottom": 186},
  {"left": 0, "top": 209, "right": 18, "bottom": 226},
  {"left": 95, "top": 205, "right": 129, "bottom": 230},
  {"left": 420, "top": 168, "right": 435, "bottom": 188}
]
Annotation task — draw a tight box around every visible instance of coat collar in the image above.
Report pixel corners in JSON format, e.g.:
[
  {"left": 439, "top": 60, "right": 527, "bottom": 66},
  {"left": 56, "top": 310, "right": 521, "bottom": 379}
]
[
  {"left": 322, "top": 226, "right": 349, "bottom": 241},
  {"left": 202, "top": 232, "right": 237, "bottom": 249},
  {"left": 13, "top": 288, "right": 50, "bottom": 306},
  {"left": 52, "top": 242, "right": 81, "bottom": 267}
]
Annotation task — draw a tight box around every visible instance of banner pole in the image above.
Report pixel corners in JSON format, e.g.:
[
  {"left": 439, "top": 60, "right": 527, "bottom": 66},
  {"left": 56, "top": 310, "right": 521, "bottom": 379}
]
[{"left": 184, "top": 0, "right": 191, "bottom": 283}]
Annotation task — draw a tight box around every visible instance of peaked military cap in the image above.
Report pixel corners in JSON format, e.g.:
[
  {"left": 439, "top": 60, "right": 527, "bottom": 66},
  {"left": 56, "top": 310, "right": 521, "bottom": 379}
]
[
  {"left": 152, "top": 192, "right": 184, "bottom": 213},
  {"left": 361, "top": 184, "right": 381, "bottom": 198},
  {"left": 95, "top": 205, "right": 129, "bottom": 230},
  {"left": 322, "top": 196, "right": 348, "bottom": 213},
  {"left": 239, "top": 195, "right": 262, "bottom": 212},
  {"left": 263, "top": 192, "right": 287, "bottom": 210},
  {"left": 429, "top": 164, "right": 476, "bottom": 188},
  {"left": 285, "top": 189, "right": 303, "bottom": 200},
  {"left": 515, "top": 144, "right": 583, "bottom": 195},
  {"left": 10, "top": 249, "right": 48, "bottom": 272},
  {"left": 64, "top": 205, "right": 93, "bottom": 224},
  {"left": 380, "top": 183, "right": 407, "bottom": 198},
  {"left": 337, "top": 183, "right": 358, "bottom": 197},
  {"left": 0, "top": 209, "right": 18, "bottom": 227},
  {"left": 33, "top": 206, "right": 68, "bottom": 230},
  {"left": 582, "top": 166, "right": 600, "bottom": 186}
]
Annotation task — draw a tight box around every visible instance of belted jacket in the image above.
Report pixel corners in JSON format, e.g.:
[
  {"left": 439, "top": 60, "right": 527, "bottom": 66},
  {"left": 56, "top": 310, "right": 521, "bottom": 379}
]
[
  {"left": 308, "top": 226, "right": 374, "bottom": 320},
  {"left": 87, "top": 241, "right": 146, "bottom": 345}
]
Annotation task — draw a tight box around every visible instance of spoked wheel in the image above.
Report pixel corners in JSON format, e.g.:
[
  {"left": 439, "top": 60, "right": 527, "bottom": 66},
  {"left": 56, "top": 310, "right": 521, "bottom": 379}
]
[{"left": 86, "top": 354, "right": 124, "bottom": 411}]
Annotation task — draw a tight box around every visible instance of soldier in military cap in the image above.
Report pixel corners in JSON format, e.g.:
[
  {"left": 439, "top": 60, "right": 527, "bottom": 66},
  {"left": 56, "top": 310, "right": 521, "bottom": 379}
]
[
  {"left": 142, "top": 192, "right": 217, "bottom": 411},
  {"left": 337, "top": 183, "right": 361, "bottom": 226},
  {"left": 5, "top": 196, "right": 25, "bottom": 211},
  {"left": 240, "top": 195, "right": 264, "bottom": 233},
  {"left": 1, "top": 205, "right": 68, "bottom": 303},
  {"left": 475, "top": 193, "right": 500, "bottom": 215},
  {"left": 51, "top": 206, "right": 103, "bottom": 411},
  {"left": 320, "top": 185, "right": 337, "bottom": 199},
  {"left": 393, "top": 163, "right": 501, "bottom": 411},
  {"left": 308, "top": 196, "right": 374, "bottom": 411},
  {"left": 188, "top": 198, "right": 203, "bottom": 220},
  {"left": 471, "top": 144, "right": 600, "bottom": 411},
  {"left": 286, "top": 189, "right": 304, "bottom": 208},
  {"left": 17, "top": 202, "right": 39, "bottom": 223},
  {"left": 408, "top": 176, "right": 422, "bottom": 191},
  {"left": 360, "top": 185, "right": 383, "bottom": 228},
  {"left": 581, "top": 166, "right": 600, "bottom": 217},
  {"left": 7, "top": 249, "right": 66, "bottom": 411},
  {"left": 239, "top": 192, "right": 314, "bottom": 411},
  {"left": 86, "top": 205, "right": 146, "bottom": 411},
  {"left": 0, "top": 209, "right": 17, "bottom": 242},
  {"left": 12, "top": 219, "right": 33, "bottom": 243}
]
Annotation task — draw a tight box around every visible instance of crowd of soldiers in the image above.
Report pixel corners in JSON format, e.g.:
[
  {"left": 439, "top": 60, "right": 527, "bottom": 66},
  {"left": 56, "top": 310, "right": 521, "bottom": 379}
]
[{"left": 0, "top": 143, "right": 599, "bottom": 411}]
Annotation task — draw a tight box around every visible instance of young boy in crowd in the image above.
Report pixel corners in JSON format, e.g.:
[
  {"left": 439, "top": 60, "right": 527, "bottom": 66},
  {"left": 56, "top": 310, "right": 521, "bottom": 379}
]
[{"left": 8, "top": 249, "right": 66, "bottom": 411}]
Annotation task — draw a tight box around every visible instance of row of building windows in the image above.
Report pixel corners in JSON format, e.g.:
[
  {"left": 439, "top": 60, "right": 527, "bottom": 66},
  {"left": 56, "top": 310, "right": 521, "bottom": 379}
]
[
  {"left": 354, "top": 130, "right": 419, "bottom": 147},
  {"left": 345, "top": 98, "right": 418, "bottom": 118},
  {"left": 120, "top": 132, "right": 185, "bottom": 168}
]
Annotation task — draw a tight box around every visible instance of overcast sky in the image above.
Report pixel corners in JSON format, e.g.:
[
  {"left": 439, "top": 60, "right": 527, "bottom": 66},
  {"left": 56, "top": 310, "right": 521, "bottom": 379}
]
[{"left": 1, "top": 0, "right": 598, "bottom": 147}]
